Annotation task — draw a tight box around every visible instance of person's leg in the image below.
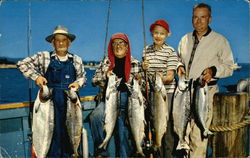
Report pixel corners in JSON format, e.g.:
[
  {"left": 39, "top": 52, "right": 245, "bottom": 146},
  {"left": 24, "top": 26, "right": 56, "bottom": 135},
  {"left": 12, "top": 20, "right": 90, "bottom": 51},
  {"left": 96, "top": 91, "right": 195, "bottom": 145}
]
[
  {"left": 48, "top": 89, "right": 73, "bottom": 157},
  {"left": 115, "top": 92, "right": 134, "bottom": 158},
  {"left": 89, "top": 102, "right": 108, "bottom": 157}
]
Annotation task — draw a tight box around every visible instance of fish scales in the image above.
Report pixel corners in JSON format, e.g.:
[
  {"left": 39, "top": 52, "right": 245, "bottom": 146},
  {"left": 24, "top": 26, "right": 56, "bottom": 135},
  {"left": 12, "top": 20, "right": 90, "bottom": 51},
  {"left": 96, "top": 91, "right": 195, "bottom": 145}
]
[
  {"left": 127, "top": 78, "right": 145, "bottom": 156},
  {"left": 194, "top": 78, "right": 212, "bottom": 137},
  {"left": 65, "top": 89, "right": 83, "bottom": 157},
  {"left": 99, "top": 74, "right": 121, "bottom": 149},
  {"left": 173, "top": 77, "right": 191, "bottom": 150},
  {"left": 32, "top": 85, "right": 54, "bottom": 158},
  {"left": 151, "top": 73, "right": 169, "bottom": 151}
]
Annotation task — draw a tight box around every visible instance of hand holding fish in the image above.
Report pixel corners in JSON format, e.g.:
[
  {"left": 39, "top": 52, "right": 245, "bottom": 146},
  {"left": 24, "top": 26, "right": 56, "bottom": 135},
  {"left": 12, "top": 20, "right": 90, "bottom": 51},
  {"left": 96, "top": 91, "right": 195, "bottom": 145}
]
[
  {"left": 142, "top": 60, "right": 149, "bottom": 70},
  {"left": 162, "top": 70, "right": 175, "bottom": 84},
  {"left": 106, "top": 70, "right": 114, "bottom": 78},
  {"left": 134, "top": 74, "right": 142, "bottom": 83},
  {"left": 202, "top": 68, "right": 213, "bottom": 83},
  {"left": 36, "top": 75, "right": 47, "bottom": 88},
  {"left": 68, "top": 82, "right": 80, "bottom": 91},
  {"left": 177, "top": 66, "right": 186, "bottom": 78}
]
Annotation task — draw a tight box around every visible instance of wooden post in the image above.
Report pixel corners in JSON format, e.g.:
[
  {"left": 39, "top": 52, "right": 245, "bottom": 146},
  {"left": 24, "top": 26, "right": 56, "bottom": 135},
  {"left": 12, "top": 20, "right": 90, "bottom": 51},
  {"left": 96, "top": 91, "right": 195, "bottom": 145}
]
[{"left": 211, "top": 92, "right": 249, "bottom": 157}]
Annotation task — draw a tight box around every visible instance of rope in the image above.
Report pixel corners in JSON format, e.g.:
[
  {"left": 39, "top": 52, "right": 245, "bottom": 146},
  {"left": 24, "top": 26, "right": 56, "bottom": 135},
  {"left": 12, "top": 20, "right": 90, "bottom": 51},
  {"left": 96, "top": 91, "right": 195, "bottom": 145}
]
[
  {"left": 209, "top": 118, "right": 250, "bottom": 132},
  {"left": 103, "top": 0, "right": 111, "bottom": 57},
  {"left": 210, "top": 118, "right": 250, "bottom": 158}
]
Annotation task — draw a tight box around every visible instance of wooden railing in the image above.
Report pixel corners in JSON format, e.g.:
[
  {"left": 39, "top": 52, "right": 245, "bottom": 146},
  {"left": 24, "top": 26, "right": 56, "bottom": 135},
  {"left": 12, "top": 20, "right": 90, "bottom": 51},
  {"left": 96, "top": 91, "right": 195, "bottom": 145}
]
[{"left": 0, "top": 95, "right": 96, "bottom": 110}]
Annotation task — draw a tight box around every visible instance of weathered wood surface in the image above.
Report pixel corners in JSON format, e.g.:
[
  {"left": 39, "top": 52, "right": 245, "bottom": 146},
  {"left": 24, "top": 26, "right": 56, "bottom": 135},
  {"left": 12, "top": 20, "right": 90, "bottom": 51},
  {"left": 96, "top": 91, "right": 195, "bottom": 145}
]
[{"left": 211, "top": 92, "right": 249, "bottom": 157}]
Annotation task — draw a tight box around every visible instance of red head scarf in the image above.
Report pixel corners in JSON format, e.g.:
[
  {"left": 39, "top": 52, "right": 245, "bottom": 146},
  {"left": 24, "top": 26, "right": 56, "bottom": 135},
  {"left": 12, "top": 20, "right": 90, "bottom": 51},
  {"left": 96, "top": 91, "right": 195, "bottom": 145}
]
[{"left": 107, "top": 33, "right": 131, "bottom": 82}]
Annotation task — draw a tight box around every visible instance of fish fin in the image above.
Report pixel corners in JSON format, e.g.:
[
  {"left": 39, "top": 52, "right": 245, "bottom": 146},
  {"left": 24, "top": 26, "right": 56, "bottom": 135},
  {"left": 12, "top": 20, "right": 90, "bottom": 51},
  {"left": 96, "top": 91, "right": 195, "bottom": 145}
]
[
  {"left": 98, "top": 141, "right": 108, "bottom": 150},
  {"left": 136, "top": 149, "right": 145, "bottom": 157},
  {"left": 203, "top": 129, "right": 213, "bottom": 137},
  {"left": 162, "top": 93, "right": 167, "bottom": 102}
]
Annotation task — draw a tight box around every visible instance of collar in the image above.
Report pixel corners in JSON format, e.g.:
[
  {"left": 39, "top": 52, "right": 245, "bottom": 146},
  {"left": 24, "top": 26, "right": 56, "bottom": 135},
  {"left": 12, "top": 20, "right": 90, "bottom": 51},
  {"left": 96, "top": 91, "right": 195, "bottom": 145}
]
[
  {"left": 51, "top": 51, "right": 74, "bottom": 58},
  {"left": 153, "top": 42, "right": 167, "bottom": 50},
  {"left": 192, "top": 26, "right": 212, "bottom": 38}
]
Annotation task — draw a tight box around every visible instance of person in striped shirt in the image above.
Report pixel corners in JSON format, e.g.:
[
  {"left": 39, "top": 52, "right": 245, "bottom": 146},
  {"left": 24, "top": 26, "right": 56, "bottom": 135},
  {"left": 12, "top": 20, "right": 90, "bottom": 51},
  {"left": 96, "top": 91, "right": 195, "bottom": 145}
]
[{"left": 142, "top": 19, "right": 179, "bottom": 158}]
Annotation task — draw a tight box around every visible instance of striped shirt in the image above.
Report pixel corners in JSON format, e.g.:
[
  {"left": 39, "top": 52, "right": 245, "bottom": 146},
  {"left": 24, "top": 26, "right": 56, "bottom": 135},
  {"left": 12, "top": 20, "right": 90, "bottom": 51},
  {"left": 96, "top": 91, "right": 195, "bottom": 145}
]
[
  {"left": 16, "top": 51, "right": 87, "bottom": 87},
  {"left": 92, "top": 56, "right": 144, "bottom": 86},
  {"left": 143, "top": 43, "right": 178, "bottom": 93}
]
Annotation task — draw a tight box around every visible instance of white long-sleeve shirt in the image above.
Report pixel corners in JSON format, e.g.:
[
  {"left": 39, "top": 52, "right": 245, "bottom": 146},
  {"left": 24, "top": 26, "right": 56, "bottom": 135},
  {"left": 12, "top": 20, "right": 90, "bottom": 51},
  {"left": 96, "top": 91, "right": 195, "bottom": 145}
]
[{"left": 178, "top": 30, "right": 234, "bottom": 80}]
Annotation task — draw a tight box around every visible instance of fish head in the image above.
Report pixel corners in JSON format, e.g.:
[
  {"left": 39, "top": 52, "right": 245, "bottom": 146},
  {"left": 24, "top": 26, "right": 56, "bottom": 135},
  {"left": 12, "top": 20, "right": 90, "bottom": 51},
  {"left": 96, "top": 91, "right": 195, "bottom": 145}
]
[
  {"left": 128, "top": 77, "right": 141, "bottom": 98},
  {"left": 153, "top": 72, "right": 164, "bottom": 92},
  {"left": 195, "top": 76, "right": 206, "bottom": 88},
  {"left": 65, "top": 89, "right": 78, "bottom": 103},
  {"left": 115, "top": 78, "right": 122, "bottom": 88},
  {"left": 178, "top": 77, "right": 190, "bottom": 91},
  {"left": 107, "top": 74, "right": 121, "bottom": 91},
  {"left": 40, "top": 85, "right": 53, "bottom": 101}
]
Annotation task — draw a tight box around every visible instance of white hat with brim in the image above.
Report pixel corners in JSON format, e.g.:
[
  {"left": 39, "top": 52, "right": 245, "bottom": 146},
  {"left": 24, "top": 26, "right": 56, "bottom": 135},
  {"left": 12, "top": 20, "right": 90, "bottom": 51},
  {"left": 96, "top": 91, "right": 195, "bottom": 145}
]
[{"left": 45, "top": 25, "right": 76, "bottom": 43}]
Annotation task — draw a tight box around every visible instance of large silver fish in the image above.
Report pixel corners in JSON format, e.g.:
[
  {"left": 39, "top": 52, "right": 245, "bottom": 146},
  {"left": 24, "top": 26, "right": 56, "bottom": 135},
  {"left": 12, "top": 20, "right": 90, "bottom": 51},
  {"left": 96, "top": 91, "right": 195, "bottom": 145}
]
[
  {"left": 150, "top": 73, "right": 169, "bottom": 151},
  {"left": 65, "top": 89, "right": 83, "bottom": 158},
  {"left": 99, "top": 74, "right": 121, "bottom": 149},
  {"left": 32, "top": 85, "right": 54, "bottom": 158},
  {"left": 194, "top": 77, "right": 212, "bottom": 137},
  {"left": 173, "top": 76, "right": 191, "bottom": 150},
  {"left": 126, "top": 78, "right": 146, "bottom": 156}
]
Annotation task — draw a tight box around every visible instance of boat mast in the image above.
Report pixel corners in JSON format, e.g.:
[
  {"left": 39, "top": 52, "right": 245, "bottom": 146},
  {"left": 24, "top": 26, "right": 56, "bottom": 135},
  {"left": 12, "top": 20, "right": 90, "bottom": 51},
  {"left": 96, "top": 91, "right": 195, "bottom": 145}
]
[
  {"left": 27, "top": 1, "right": 32, "bottom": 103},
  {"left": 103, "top": 0, "right": 111, "bottom": 57}
]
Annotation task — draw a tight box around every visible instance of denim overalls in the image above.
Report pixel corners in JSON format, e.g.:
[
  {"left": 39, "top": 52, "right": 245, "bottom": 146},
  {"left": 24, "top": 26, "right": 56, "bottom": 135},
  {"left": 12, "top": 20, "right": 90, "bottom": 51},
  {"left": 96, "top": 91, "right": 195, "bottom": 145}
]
[{"left": 45, "top": 54, "right": 76, "bottom": 157}]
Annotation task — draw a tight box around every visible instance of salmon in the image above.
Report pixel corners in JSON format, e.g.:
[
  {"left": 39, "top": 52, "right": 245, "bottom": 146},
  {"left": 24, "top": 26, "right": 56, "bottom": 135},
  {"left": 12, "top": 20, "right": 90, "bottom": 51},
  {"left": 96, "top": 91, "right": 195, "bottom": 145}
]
[
  {"left": 99, "top": 74, "right": 121, "bottom": 149},
  {"left": 194, "top": 77, "right": 212, "bottom": 137},
  {"left": 32, "top": 85, "right": 54, "bottom": 158},
  {"left": 65, "top": 89, "right": 83, "bottom": 157},
  {"left": 150, "top": 73, "right": 169, "bottom": 151},
  {"left": 127, "top": 78, "right": 146, "bottom": 156},
  {"left": 173, "top": 76, "right": 191, "bottom": 150}
]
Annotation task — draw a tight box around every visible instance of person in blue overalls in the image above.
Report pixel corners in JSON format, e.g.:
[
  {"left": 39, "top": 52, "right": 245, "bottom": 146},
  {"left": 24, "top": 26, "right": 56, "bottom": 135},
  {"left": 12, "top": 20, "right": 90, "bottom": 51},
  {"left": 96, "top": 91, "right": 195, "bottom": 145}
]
[
  {"left": 17, "top": 25, "right": 87, "bottom": 157},
  {"left": 90, "top": 33, "right": 144, "bottom": 158}
]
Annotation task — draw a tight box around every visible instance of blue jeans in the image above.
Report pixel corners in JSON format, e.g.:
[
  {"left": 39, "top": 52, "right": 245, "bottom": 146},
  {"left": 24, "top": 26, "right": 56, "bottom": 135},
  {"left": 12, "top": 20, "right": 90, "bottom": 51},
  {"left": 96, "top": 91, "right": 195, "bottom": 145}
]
[{"left": 89, "top": 92, "right": 133, "bottom": 157}]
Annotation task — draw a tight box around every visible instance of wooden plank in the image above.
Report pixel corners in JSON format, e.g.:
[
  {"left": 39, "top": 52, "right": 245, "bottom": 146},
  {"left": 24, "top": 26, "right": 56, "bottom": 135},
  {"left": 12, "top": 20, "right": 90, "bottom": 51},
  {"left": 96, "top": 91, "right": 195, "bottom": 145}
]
[
  {"left": 0, "top": 95, "right": 96, "bottom": 110},
  {"left": 211, "top": 92, "right": 249, "bottom": 157}
]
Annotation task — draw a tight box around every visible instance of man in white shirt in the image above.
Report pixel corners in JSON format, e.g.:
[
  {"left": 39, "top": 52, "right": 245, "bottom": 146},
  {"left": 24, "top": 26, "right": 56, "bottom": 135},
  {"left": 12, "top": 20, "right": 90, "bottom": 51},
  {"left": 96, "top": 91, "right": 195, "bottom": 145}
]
[{"left": 177, "top": 3, "right": 234, "bottom": 158}]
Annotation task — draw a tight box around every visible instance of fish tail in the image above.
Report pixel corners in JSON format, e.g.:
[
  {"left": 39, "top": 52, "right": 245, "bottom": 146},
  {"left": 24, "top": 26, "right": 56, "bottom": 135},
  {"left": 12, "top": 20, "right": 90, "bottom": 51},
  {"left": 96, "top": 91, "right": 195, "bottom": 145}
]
[
  {"left": 137, "top": 148, "right": 145, "bottom": 157},
  {"left": 176, "top": 140, "right": 190, "bottom": 150},
  {"left": 98, "top": 139, "right": 108, "bottom": 150},
  {"left": 203, "top": 129, "right": 213, "bottom": 137}
]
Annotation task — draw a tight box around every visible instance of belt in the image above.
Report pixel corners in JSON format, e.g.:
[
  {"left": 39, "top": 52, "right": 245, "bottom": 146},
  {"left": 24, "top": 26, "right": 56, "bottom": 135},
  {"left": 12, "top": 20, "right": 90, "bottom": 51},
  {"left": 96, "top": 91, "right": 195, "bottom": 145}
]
[{"left": 208, "top": 80, "right": 218, "bottom": 86}]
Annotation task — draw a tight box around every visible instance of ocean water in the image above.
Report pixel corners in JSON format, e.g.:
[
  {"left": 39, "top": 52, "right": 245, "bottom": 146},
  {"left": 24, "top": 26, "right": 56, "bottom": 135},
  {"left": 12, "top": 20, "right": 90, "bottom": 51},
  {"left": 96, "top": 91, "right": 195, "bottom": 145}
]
[
  {"left": 0, "top": 64, "right": 249, "bottom": 104},
  {"left": 0, "top": 68, "right": 98, "bottom": 104}
]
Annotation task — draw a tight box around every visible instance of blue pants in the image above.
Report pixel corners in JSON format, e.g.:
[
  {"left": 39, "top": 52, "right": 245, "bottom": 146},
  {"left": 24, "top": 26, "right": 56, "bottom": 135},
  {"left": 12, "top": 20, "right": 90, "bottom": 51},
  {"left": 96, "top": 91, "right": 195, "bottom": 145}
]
[
  {"left": 89, "top": 92, "right": 133, "bottom": 157},
  {"left": 47, "top": 89, "right": 73, "bottom": 158}
]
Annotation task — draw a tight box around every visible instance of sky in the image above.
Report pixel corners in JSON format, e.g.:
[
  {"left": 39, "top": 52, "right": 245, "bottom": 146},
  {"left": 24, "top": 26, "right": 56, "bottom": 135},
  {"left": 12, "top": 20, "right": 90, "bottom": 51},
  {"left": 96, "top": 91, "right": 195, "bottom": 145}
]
[{"left": 0, "top": 0, "right": 249, "bottom": 63}]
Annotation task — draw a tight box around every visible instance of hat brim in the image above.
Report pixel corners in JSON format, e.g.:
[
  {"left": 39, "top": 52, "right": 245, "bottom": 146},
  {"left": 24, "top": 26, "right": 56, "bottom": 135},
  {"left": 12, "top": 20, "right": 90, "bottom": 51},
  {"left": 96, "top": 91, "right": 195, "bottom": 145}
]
[{"left": 45, "top": 33, "right": 76, "bottom": 43}]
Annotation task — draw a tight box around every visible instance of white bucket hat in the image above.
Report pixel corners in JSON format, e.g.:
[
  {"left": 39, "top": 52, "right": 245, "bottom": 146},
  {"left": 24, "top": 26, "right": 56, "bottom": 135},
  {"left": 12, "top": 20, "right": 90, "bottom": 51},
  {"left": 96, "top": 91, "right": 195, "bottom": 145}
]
[{"left": 45, "top": 25, "right": 76, "bottom": 42}]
